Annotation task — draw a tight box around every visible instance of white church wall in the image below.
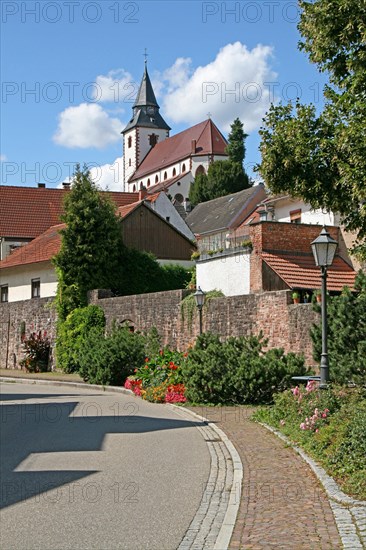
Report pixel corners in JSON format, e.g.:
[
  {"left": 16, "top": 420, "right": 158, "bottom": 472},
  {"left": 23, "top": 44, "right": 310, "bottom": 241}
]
[{"left": 196, "top": 251, "right": 251, "bottom": 296}]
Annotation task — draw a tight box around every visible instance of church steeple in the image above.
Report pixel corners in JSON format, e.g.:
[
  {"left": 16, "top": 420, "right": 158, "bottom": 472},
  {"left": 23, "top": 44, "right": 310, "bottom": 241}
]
[{"left": 122, "top": 63, "right": 170, "bottom": 133}]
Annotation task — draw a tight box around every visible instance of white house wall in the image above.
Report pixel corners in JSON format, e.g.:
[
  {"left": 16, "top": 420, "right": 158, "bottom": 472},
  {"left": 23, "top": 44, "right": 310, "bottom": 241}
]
[
  {"left": 0, "top": 263, "right": 58, "bottom": 302},
  {"left": 197, "top": 252, "right": 251, "bottom": 296},
  {"left": 274, "top": 199, "right": 338, "bottom": 226}
]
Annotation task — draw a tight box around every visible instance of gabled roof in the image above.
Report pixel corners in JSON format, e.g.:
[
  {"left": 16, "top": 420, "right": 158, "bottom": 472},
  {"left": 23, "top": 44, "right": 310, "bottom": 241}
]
[
  {"left": 0, "top": 185, "right": 138, "bottom": 239},
  {"left": 0, "top": 224, "right": 64, "bottom": 269},
  {"left": 186, "top": 185, "right": 266, "bottom": 235},
  {"left": 262, "top": 251, "right": 356, "bottom": 291},
  {"left": 131, "top": 119, "right": 228, "bottom": 180}
]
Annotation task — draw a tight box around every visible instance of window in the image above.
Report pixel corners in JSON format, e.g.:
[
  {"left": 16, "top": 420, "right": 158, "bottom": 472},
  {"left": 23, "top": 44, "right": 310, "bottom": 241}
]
[
  {"left": 147, "top": 178, "right": 150, "bottom": 187},
  {"left": 182, "top": 163, "right": 186, "bottom": 173},
  {"left": 31, "top": 279, "right": 40, "bottom": 299},
  {"left": 173, "top": 167, "right": 176, "bottom": 177},
  {"left": 128, "top": 136, "right": 132, "bottom": 148},
  {"left": 129, "top": 159, "right": 131, "bottom": 167},
  {"left": 290, "top": 209, "right": 302, "bottom": 224},
  {"left": 149, "top": 133, "right": 158, "bottom": 147},
  {"left": 1, "top": 285, "right": 8, "bottom": 303},
  {"left": 164, "top": 171, "right": 168, "bottom": 180},
  {"left": 195, "top": 165, "right": 206, "bottom": 176},
  {"left": 133, "top": 185, "right": 136, "bottom": 192},
  {"left": 155, "top": 175, "right": 159, "bottom": 183}
]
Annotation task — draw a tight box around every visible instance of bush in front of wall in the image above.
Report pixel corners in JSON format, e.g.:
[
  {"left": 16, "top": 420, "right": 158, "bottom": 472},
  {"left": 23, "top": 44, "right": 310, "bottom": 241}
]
[
  {"left": 56, "top": 305, "right": 106, "bottom": 373},
  {"left": 78, "top": 323, "right": 146, "bottom": 386},
  {"left": 20, "top": 331, "right": 51, "bottom": 373},
  {"left": 181, "top": 332, "right": 309, "bottom": 405}
]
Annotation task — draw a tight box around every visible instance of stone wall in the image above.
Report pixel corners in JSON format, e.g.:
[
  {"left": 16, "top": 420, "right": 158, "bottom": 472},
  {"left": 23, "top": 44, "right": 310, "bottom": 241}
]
[
  {"left": 89, "top": 288, "right": 319, "bottom": 365},
  {"left": 0, "top": 288, "right": 319, "bottom": 370},
  {"left": 0, "top": 298, "right": 57, "bottom": 369}
]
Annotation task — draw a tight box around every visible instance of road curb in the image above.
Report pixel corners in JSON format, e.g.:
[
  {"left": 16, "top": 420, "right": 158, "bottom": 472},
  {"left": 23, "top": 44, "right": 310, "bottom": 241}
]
[{"left": 170, "top": 405, "right": 243, "bottom": 550}]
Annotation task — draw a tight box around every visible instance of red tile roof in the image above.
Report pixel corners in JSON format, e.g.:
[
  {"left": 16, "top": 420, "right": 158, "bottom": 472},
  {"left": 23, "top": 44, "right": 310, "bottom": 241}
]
[
  {"left": 0, "top": 186, "right": 138, "bottom": 239},
  {"left": 117, "top": 202, "right": 141, "bottom": 218},
  {"left": 262, "top": 251, "right": 356, "bottom": 291},
  {"left": 0, "top": 224, "right": 65, "bottom": 269},
  {"left": 132, "top": 119, "right": 227, "bottom": 180}
]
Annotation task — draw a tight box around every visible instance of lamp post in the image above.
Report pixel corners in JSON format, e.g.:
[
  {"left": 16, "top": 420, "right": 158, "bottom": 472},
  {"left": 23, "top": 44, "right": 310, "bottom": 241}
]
[
  {"left": 311, "top": 226, "right": 338, "bottom": 388},
  {"left": 193, "top": 287, "right": 206, "bottom": 335}
]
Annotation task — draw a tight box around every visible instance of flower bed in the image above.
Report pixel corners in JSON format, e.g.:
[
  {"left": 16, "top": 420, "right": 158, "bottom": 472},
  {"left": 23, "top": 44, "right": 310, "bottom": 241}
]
[{"left": 124, "top": 349, "right": 187, "bottom": 403}]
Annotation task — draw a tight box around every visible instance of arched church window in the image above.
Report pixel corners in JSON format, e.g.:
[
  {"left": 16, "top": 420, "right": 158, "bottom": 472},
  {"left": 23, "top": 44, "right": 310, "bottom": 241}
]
[
  {"left": 140, "top": 182, "right": 143, "bottom": 190},
  {"left": 147, "top": 178, "right": 150, "bottom": 187},
  {"left": 155, "top": 175, "right": 159, "bottom": 183},
  {"left": 129, "top": 159, "right": 131, "bottom": 167},
  {"left": 128, "top": 136, "right": 132, "bottom": 148},
  {"left": 173, "top": 167, "right": 176, "bottom": 177},
  {"left": 133, "top": 185, "right": 136, "bottom": 192},
  {"left": 195, "top": 165, "right": 206, "bottom": 176},
  {"left": 149, "top": 133, "right": 158, "bottom": 147},
  {"left": 164, "top": 171, "right": 168, "bottom": 180},
  {"left": 182, "top": 163, "right": 186, "bottom": 173}
]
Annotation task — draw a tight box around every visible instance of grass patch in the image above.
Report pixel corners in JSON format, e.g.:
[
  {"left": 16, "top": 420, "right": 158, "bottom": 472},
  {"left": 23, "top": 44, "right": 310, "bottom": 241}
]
[{"left": 254, "top": 384, "right": 366, "bottom": 500}]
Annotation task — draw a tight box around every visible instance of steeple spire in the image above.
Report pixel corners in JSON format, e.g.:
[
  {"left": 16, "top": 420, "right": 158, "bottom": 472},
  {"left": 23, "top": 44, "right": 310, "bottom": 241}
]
[{"left": 133, "top": 63, "right": 159, "bottom": 109}]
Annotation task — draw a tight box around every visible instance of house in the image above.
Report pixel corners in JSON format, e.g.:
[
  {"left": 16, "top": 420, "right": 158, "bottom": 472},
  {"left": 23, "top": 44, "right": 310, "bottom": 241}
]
[
  {"left": 196, "top": 221, "right": 356, "bottom": 297},
  {"left": 240, "top": 193, "right": 364, "bottom": 272},
  {"left": 123, "top": 63, "right": 229, "bottom": 202},
  {"left": 185, "top": 184, "right": 267, "bottom": 252},
  {"left": 0, "top": 202, "right": 196, "bottom": 303},
  {"left": 0, "top": 184, "right": 138, "bottom": 260}
]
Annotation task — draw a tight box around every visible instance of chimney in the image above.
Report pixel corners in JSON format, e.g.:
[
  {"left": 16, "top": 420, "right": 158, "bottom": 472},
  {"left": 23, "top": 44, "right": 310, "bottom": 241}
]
[
  {"left": 62, "top": 182, "right": 71, "bottom": 189},
  {"left": 37, "top": 183, "right": 46, "bottom": 188},
  {"left": 139, "top": 186, "right": 147, "bottom": 201},
  {"left": 191, "top": 139, "right": 196, "bottom": 154}
]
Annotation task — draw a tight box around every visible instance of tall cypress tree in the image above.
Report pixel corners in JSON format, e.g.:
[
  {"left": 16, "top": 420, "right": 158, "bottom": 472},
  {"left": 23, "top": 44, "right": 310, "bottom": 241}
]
[
  {"left": 225, "top": 118, "right": 248, "bottom": 165},
  {"left": 53, "top": 165, "right": 122, "bottom": 319}
]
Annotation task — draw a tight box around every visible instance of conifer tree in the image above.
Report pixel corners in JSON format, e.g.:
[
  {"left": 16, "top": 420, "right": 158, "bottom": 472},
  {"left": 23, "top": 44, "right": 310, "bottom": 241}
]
[{"left": 225, "top": 117, "right": 248, "bottom": 165}]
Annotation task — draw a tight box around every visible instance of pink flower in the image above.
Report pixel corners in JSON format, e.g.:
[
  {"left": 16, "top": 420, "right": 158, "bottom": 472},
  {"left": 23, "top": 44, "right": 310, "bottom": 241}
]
[
  {"left": 292, "top": 386, "right": 300, "bottom": 396},
  {"left": 315, "top": 429, "right": 319, "bottom": 433},
  {"left": 322, "top": 413, "right": 327, "bottom": 418},
  {"left": 300, "top": 423, "right": 306, "bottom": 430},
  {"left": 280, "top": 420, "right": 285, "bottom": 426}
]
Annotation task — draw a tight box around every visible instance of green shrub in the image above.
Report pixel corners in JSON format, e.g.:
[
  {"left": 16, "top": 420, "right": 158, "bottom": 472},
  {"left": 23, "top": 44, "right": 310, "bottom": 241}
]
[
  {"left": 56, "top": 305, "right": 105, "bottom": 373},
  {"left": 181, "top": 332, "right": 309, "bottom": 405},
  {"left": 144, "top": 326, "right": 162, "bottom": 358},
  {"left": 255, "top": 385, "right": 366, "bottom": 499},
  {"left": 78, "top": 324, "right": 146, "bottom": 386}
]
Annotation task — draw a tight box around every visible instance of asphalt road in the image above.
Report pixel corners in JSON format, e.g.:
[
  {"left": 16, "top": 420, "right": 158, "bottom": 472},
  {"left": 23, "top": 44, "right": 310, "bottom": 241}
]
[{"left": 0, "top": 382, "right": 210, "bottom": 550}]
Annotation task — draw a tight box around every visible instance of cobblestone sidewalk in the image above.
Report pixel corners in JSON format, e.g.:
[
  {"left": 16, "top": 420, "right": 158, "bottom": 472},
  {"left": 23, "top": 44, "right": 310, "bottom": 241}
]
[{"left": 189, "top": 406, "right": 344, "bottom": 550}]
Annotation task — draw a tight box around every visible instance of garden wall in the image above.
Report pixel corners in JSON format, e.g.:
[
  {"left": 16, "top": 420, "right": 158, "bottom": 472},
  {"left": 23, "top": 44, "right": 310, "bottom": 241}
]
[
  {"left": 0, "top": 298, "right": 57, "bottom": 370},
  {"left": 0, "top": 289, "right": 319, "bottom": 370}
]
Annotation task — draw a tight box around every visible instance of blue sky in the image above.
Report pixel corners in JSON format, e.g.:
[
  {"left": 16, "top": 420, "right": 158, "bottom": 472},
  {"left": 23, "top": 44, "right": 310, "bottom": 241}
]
[{"left": 0, "top": 1, "right": 327, "bottom": 188}]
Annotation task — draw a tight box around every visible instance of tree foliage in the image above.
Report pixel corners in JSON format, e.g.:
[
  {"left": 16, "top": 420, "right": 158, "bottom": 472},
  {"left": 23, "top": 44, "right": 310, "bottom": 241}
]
[
  {"left": 189, "top": 160, "right": 250, "bottom": 205},
  {"left": 311, "top": 271, "right": 366, "bottom": 385},
  {"left": 53, "top": 166, "right": 122, "bottom": 319},
  {"left": 257, "top": 0, "right": 366, "bottom": 258},
  {"left": 225, "top": 117, "right": 248, "bottom": 164}
]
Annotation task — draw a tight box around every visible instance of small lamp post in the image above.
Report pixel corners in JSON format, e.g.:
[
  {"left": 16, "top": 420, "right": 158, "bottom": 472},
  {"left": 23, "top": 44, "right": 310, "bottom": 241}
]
[
  {"left": 193, "top": 287, "right": 206, "bottom": 335},
  {"left": 311, "top": 226, "right": 338, "bottom": 388}
]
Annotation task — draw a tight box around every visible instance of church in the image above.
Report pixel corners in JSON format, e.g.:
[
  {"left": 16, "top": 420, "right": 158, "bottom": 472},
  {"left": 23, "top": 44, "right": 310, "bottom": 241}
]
[{"left": 122, "top": 62, "right": 229, "bottom": 204}]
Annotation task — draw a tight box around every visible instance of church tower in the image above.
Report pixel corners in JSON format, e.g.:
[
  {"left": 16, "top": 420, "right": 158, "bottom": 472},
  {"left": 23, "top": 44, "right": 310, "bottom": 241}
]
[{"left": 122, "top": 62, "right": 170, "bottom": 189}]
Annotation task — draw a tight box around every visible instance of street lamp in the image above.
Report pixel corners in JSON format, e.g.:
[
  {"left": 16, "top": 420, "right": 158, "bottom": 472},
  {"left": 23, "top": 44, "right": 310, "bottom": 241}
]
[
  {"left": 311, "top": 226, "right": 338, "bottom": 388},
  {"left": 193, "top": 287, "right": 206, "bottom": 335}
]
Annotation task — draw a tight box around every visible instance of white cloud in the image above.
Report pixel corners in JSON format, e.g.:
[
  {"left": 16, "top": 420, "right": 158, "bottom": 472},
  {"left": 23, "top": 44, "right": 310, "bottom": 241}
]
[
  {"left": 93, "top": 69, "right": 136, "bottom": 105},
  {"left": 53, "top": 103, "right": 121, "bottom": 149},
  {"left": 57, "top": 156, "right": 124, "bottom": 191},
  {"left": 89, "top": 156, "right": 124, "bottom": 191},
  {"left": 161, "top": 42, "right": 277, "bottom": 132}
]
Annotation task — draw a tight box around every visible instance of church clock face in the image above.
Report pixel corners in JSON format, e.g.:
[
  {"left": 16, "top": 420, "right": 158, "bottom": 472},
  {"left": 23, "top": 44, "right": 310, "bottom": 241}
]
[{"left": 147, "top": 106, "right": 154, "bottom": 115}]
